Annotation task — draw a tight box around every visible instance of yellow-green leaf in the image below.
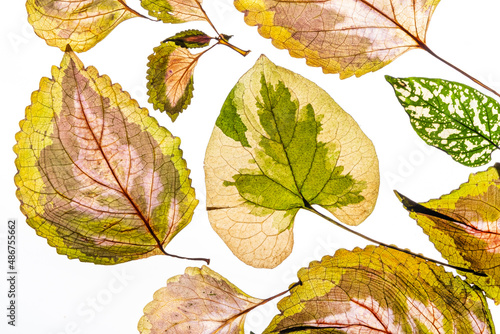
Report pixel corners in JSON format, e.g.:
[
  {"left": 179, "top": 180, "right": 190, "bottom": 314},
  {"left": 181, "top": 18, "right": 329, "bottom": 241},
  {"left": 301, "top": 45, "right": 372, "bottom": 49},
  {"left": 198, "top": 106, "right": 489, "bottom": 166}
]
[
  {"left": 235, "top": 0, "right": 440, "bottom": 78},
  {"left": 204, "top": 55, "right": 379, "bottom": 268},
  {"left": 264, "top": 246, "right": 494, "bottom": 334},
  {"left": 147, "top": 41, "right": 200, "bottom": 121},
  {"left": 14, "top": 49, "right": 198, "bottom": 264},
  {"left": 140, "top": 0, "right": 206, "bottom": 23},
  {"left": 138, "top": 266, "right": 263, "bottom": 333},
  {"left": 27, "top": 0, "right": 143, "bottom": 53},
  {"left": 397, "top": 164, "right": 500, "bottom": 304}
]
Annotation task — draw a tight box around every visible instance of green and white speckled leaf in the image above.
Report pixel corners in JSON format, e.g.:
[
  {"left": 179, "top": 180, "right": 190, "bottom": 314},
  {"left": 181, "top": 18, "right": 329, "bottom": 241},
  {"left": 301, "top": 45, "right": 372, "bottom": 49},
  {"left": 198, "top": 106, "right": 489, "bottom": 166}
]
[
  {"left": 264, "top": 246, "right": 494, "bottom": 334},
  {"left": 386, "top": 76, "right": 500, "bottom": 167},
  {"left": 204, "top": 55, "right": 379, "bottom": 268}
]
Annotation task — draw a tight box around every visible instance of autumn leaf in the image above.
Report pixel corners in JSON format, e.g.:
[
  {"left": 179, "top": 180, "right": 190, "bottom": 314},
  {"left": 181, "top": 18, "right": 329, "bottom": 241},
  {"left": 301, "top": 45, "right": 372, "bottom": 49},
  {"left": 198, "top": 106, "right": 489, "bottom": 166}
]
[
  {"left": 147, "top": 41, "right": 204, "bottom": 121},
  {"left": 140, "top": 0, "right": 206, "bottom": 23},
  {"left": 14, "top": 48, "right": 200, "bottom": 264},
  {"left": 163, "top": 29, "right": 212, "bottom": 48},
  {"left": 386, "top": 76, "right": 500, "bottom": 167},
  {"left": 138, "top": 266, "right": 263, "bottom": 333},
  {"left": 235, "top": 0, "right": 440, "bottom": 78},
  {"left": 397, "top": 164, "right": 500, "bottom": 304},
  {"left": 204, "top": 55, "right": 379, "bottom": 268},
  {"left": 264, "top": 246, "right": 494, "bottom": 334},
  {"left": 26, "top": 0, "right": 144, "bottom": 53}
]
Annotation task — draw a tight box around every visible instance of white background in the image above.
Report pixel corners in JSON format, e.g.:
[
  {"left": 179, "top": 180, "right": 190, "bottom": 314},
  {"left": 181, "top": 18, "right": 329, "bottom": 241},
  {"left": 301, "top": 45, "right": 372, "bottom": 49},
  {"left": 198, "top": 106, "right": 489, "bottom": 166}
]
[{"left": 2, "top": 0, "right": 500, "bottom": 333}]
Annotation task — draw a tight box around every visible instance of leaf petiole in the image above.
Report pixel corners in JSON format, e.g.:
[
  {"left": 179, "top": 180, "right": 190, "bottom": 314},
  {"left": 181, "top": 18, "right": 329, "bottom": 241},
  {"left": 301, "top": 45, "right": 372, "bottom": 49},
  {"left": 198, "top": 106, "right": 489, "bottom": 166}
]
[
  {"left": 303, "top": 203, "right": 487, "bottom": 277},
  {"left": 216, "top": 36, "right": 250, "bottom": 57}
]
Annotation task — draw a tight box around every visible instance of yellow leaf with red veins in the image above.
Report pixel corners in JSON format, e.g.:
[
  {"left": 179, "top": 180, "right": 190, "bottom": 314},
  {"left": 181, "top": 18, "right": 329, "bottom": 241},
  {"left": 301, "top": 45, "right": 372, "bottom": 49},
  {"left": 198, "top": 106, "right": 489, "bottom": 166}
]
[
  {"left": 27, "top": 0, "right": 143, "bottom": 52},
  {"left": 235, "top": 0, "right": 441, "bottom": 78},
  {"left": 14, "top": 49, "right": 198, "bottom": 264},
  {"left": 138, "top": 266, "right": 263, "bottom": 333},
  {"left": 397, "top": 164, "right": 500, "bottom": 303}
]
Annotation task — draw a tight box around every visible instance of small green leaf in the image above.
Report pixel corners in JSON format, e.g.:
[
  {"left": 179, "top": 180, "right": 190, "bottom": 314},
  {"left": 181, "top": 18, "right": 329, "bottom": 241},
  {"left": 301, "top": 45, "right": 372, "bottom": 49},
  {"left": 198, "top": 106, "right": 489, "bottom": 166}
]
[
  {"left": 141, "top": 0, "right": 206, "bottom": 23},
  {"left": 386, "top": 76, "right": 500, "bottom": 167},
  {"left": 264, "top": 246, "right": 495, "bottom": 334},
  {"left": 163, "top": 29, "right": 212, "bottom": 48},
  {"left": 396, "top": 164, "right": 500, "bottom": 303},
  {"left": 205, "top": 55, "right": 379, "bottom": 268},
  {"left": 147, "top": 42, "right": 199, "bottom": 121}
]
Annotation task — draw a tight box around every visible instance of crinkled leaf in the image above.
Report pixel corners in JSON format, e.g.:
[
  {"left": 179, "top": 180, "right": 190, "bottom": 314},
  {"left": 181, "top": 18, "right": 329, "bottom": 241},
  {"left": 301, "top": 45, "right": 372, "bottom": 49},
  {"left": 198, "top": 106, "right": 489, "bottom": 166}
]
[
  {"left": 387, "top": 76, "right": 500, "bottom": 167},
  {"left": 264, "top": 246, "right": 494, "bottom": 334},
  {"left": 204, "top": 55, "right": 379, "bottom": 268},
  {"left": 140, "top": 0, "right": 206, "bottom": 23},
  {"left": 14, "top": 49, "right": 198, "bottom": 264},
  {"left": 397, "top": 164, "right": 500, "bottom": 304},
  {"left": 164, "top": 29, "right": 212, "bottom": 48},
  {"left": 27, "top": 0, "right": 143, "bottom": 52},
  {"left": 147, "top": 42, "right": 200, "bottom": 121},
  {"left": 138, "top": 266, "right": 263, "bottom": 333},
  {"left": 235, "top": 0, "right": 440, "bottom": 78}
]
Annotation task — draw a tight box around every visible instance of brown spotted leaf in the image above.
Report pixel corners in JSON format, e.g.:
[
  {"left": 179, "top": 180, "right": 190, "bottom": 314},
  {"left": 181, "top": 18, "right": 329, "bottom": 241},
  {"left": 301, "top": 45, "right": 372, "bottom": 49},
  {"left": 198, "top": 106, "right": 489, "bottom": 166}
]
[
  {"left": 147, "top": 41, "right": 203, "bottom": 121},
  {"left": 264, "top": 246, "right": 494, "bottom": 333},
  {"left": 138, "top": 266, "right": 264, "bottom": 333},
  {"left": 235, "top": 0, "right": 441, "bottom": 78},
  {"left": 27, "top": 0, "right": 144, "bottom": 52},
  {"left": 397, "top": 164, "right": 500, "bottom": 304},
  {"left": 14, "top": 48, "right": 198, "bottom": 264}
]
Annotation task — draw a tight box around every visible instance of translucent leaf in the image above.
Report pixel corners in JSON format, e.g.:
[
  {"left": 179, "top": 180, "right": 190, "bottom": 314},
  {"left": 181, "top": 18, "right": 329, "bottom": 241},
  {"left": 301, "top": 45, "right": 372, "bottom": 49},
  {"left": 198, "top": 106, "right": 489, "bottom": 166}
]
[
  {"left": 138, "top": 266, "right": 263, "bottom": 333},
  {"left": 147, "top": 41, "right": 200, "bottom": 121},
  {"left": 264, "top": 246, "right": 494, "bottom": 334},
  {"left": 164, "top": 29, "right": 212, "bottom": 48},
  {"left": 14, "top": 48, "right": 198, "bottom": 264},
  {"left": 387, "top": 76, "right": 500, "bottom": 167},
  {"left": 397, "top": 164, "right": 500, "bottom": 303},
  {"left": 26, "top": 0, "right": 143, "bottom": 52},
  {"left": 204, "top": 55, "right": 379, "bottom": 268},
  {"left": 140, "top": 0, "right": 206, "bottom": 23},
  {"left": 235, "top": 0, "right": 440, "bottom": 78}
]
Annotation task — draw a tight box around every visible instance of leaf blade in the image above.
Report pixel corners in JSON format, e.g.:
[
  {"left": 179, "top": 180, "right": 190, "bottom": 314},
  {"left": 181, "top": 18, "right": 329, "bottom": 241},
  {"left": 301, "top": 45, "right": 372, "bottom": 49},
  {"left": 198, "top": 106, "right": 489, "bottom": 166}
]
[
  {"left": 140, "top": 0, "right": 206, "bottom": 23},
  {"left": 15, "top": 50, "right": 198, "bottom": 264}
]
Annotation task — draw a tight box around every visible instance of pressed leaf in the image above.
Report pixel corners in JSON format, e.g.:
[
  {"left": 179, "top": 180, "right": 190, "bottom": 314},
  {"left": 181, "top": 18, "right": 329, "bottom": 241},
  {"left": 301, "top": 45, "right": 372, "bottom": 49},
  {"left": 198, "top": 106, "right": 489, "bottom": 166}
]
[
  {"left": 397, "top": 164, "right": 500, "bottom": 304},
  {"left": 204, "top": 55, "right": 379, "bottom": 268},
  {"left": 164, "top": 29, "right": 212, "bottom": 48},
  {"left": 27, "top": 0, "right": 143, "bottom": 52},
  {"left": 138, "top": 266, "right": 263, "bottom": 333},
  {"left": 140, "top": 0, "right": 206, "bottom": 23},
  {"left": 386, "top": 76, "right": 500, "bottom": 167},
  {"left": 264, "top": 246, "right": 494, "bottom": 334},
  {"left": 147, "top": 41, "right": 200, "bottom": 121},
  {"left": 14, "top": 49, "right": 198, "bottom": 264},
  {"left": 235, "top": 0, "right": 440, "bottom": 78}
]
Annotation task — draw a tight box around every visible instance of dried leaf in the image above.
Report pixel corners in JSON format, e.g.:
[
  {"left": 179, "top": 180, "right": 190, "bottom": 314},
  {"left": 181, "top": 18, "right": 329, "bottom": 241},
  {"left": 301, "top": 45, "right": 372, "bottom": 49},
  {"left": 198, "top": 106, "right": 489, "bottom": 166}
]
[
  {"left": 235, "top": 0, "right": 440, "bottom": 78},
  {"left": 14, "top": 49, "right": 198, "bottom": 264},
  {"left": 147, "top": 41, "right": 200, "bottom": 121},
  {"left": 138, "top": 266, "right": 263, "bottom": 333},
  {"left": 386, "top": 76, "right": 500, "bottom": 167},
  {"left": 204, "top": 55, "right": 379, "bottom": 268},
  {"left": 164, "top": 29, "right": 212, "bottom": 48},
  {"left": 140, "top": 0, "right": 206, "bottom": 23},
  {"left": 264, "top": 246, "right": 494, "bottom": 334},
  {"left": 26, "top": 0, "right": 142, "bottom": 52},
  {"left": 397, "top": 164, "right": 500, "bottom": 304}
]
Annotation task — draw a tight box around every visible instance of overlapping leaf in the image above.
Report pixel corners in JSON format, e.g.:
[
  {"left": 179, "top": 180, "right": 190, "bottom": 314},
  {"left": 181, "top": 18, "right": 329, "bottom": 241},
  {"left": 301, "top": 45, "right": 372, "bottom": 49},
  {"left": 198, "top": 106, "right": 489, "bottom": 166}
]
[
  {"left": 27, "top": 0, "right": 143, "bottom": 52},
  {"left": 14, "top": 48, "right": 198, "bottom": 264},
  {"left": 141, "top": 0, "right": 206, "bottom": 23},
  {"left": 138, "top": 266, "right": 263, "bottom": 333},
  {"left": 147, "top": 41, "right": 202, "bottom": 121},
  {"left": 397, "top": 164, "right": 500, "bottom": 303},
  {"left": 235, "top": 0, "right": 440, "bottom": 78},
  {"left": 164, "top": 29, "right": 212, "bottom": 48},
  {"left": 387, "top": 76, "right": 500, "bottom": 167},
  {"left": 264, "top": 245, "right": 494, "bottom": 333},
  {"left": 204, "top": 55, "right": 379, "bottom": 268}
]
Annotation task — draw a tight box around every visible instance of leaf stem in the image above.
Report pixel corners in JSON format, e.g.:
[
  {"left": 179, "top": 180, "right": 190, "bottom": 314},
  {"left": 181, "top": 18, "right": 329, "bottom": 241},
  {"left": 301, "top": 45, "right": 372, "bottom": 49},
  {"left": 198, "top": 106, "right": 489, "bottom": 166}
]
[
  {"left": 161, "top": 250, "right": 210, "bottom": 264},
  {"left": 304, "top": 204, "right": 487, "bottom": 277},
  {"left": 216, "top": 36, "right": 250, "bottom": 57},
  {"left": 421, "top": 43, "right": 500, "bottom": 99}
]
